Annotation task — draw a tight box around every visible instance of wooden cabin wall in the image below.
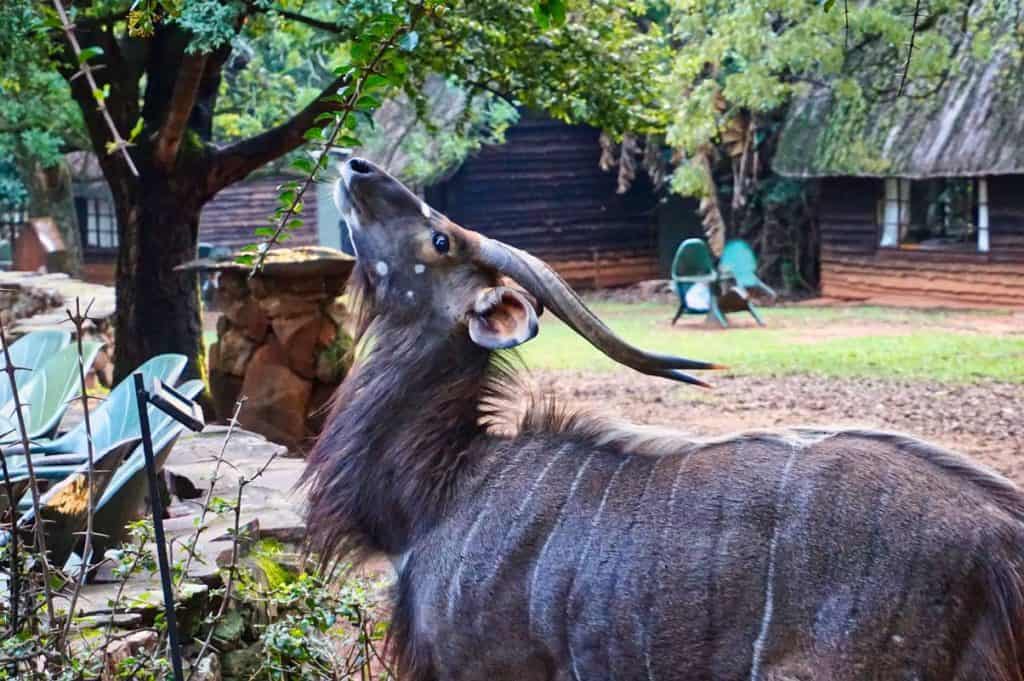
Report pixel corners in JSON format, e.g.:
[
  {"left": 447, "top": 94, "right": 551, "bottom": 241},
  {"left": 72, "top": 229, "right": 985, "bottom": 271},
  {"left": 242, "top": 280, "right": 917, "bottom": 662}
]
[
  {"left": 199, "top": 176, "right": 319, "bottom": 252},
  {"left": 425, "top": 115, "right": 660, "bottom": 288},
  {"left": 816, "top": 176, "right": 1024, "bottom": 307}
]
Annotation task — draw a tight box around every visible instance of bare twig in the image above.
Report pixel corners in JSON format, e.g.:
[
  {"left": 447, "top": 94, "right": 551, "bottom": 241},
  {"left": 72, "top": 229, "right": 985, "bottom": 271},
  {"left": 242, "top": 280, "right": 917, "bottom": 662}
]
[
  {"left": 0, "top": 445, "right": 21, "bottom": 636},
  {"left": 185, "top": 447, "right": 278, "bottom": 681},
  {"left": 51, "top": 0, "right": 139, "bottom": 176},
  {"left": 0, "top": 316, "right": 55, "bottom": 624},
  {"left": 175, "top": 398, "right": 245, "bottom": 592},
  {"left": 61, "top": 298, "right": 100, "bottom": 640},
  {"left": 897, "top": 0, "right": 923, "bottom": 96},
  {"left": 248, "top": 9, "right": 425, "bottom": 274}
]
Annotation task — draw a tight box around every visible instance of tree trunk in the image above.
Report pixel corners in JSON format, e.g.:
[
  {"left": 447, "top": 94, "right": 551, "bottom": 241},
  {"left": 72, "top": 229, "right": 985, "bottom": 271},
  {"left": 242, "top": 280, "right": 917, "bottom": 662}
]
[{"left": 112, "top": 177, "right": 205, "bottom": 385}]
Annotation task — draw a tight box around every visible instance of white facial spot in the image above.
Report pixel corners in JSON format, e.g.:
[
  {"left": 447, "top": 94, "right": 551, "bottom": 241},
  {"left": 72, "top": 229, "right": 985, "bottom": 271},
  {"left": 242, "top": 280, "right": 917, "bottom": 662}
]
[
  {"left": 405, "top": 290, "right": 415, "bottom": 300},
  {"left": 413, "top": 263, "right": 426, "bottom": 274},
  {"left": 421, "top": 201, "right": 431, "bottom": 219},
  {"left": 375, "top": 261, "right": 389, "bottom": 277}
]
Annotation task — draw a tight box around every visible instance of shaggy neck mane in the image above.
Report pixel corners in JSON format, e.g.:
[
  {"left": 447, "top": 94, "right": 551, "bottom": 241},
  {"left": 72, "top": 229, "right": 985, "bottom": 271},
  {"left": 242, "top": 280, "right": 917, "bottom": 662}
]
[{"left": 305, "top": 269, "right": 509, "bottom": 563}]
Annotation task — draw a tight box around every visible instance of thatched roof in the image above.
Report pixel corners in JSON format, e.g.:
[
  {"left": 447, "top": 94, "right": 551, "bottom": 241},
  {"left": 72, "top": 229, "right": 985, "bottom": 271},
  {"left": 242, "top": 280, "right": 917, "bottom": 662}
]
[{"left": 775, "top": 16, "right": 1024, "bottom": 179}]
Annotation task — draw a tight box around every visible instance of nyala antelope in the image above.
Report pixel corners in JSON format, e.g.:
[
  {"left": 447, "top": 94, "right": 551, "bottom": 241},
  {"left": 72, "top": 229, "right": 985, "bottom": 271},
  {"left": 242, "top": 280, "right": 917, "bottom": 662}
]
[{"left": 305, "top": 158, "right": 1024, "bottom": 681}]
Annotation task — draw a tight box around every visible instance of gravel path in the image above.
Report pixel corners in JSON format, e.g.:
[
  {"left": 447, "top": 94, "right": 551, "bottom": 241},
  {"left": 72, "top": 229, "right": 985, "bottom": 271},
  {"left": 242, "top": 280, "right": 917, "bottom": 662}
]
[{"left": 531, "top": 369, "right": 1024, "bottom": 482}]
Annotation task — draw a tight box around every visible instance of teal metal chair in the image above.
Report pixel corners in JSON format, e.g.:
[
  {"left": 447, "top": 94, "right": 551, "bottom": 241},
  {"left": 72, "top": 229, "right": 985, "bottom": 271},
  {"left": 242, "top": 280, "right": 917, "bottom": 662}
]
[
  {"left": 0, "top": 341, "right": 102, "bottom": 443},
  {"left": 716, "top": 239, "right": 776, "bottom": 327},
  {"left": 0, "top": 330, "right": 71, "bottom": 407},
  {"left": 720, "top": 239, "right": 777, "bottom": 301},
  {"left": 670, "top": 238, "right": 727, "bottom": 326},
  {"left": 11, "top": 379, "right": 205, "bottom": 567},
  {"left": 670, "top": 238, "right": 775, "bottom": 327},
  {"left": 10, "top": 353, "right": 187, "bottom": 456}
]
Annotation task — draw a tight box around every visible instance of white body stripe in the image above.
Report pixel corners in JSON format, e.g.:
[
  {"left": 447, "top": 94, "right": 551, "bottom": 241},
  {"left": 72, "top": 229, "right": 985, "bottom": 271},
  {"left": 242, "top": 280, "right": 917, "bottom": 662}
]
[
  {"left": 749, "top": 445, "right": 801, "bottom": 681},
  {"left": 527, "top": 453, "right": 596, "bottom": 633}
]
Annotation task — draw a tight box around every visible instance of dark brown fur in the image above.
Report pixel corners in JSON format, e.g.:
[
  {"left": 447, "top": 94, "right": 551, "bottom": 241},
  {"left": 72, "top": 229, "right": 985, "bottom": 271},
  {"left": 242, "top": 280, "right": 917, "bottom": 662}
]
[{"left": 308, "top": 160, "right": 1024, "bottom": 680}]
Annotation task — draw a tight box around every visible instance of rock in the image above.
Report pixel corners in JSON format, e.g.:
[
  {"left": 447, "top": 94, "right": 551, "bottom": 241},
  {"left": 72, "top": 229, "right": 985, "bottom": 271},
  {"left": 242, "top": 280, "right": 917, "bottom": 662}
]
[
  {"left": 103, "top": 629, "right": 159, "bottom": 680},
  {"left": 215, "top": 271, "right": 249, "bottom": 306},
  {"left": 216, "top": 329, "right": 256, "bottom": 377},
  {"left": 238, "top": 340, "right": 313, "bottom": 448},
  {"left": 221, "top": 643, "right": 263, "bottom": 681},
  {"left": 306, "top": 381, "right": 338, "bottom": 434},
  {"left": 208, "top": 340, "right": 221, "bottom": 373},
  {"left": 224, "top": 298, "right": 269, "bottom": 343},
  {"left": 271, "top": 315, "right": 321, "bottom": 379},
  {"left": 190, "top": 654, "right": 222, "bottom": 681},
  {"left": 212, "top": 609, "right": 246, "bottom": 651},
  {"left": 209, "top": 370, "right": 243, "bottom": 423},
  {"left": 324, "top": 296, "right": 349, "bottom": 326},
  {"left": 257, "top": 292, "right": 323, "bottom": 319},
  {"left": 317, "top": 318, "right": 337, "bottom": 347}
]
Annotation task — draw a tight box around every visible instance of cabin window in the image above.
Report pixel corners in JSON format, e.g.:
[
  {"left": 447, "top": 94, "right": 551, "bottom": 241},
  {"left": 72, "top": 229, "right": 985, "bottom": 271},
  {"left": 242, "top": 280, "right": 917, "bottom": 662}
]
[
  {"left": 878, "top": 177, "right": 989, "bottom": 252},
  {"left": 75, "top": 197, "right": 118, "bottom": 252}
]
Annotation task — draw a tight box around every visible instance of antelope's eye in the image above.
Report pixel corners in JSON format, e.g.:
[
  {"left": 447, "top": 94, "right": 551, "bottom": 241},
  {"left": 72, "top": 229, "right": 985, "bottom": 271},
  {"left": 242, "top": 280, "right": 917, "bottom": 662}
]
[{"left": 432, "top": 232, "right": 450, "bottom": 254}]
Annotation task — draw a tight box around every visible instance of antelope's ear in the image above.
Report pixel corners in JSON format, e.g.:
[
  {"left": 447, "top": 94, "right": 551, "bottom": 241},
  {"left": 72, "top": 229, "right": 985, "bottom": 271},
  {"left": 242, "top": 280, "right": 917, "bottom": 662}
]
[{"left": 468, "top": 286, "right": 539, "bottom": 350}]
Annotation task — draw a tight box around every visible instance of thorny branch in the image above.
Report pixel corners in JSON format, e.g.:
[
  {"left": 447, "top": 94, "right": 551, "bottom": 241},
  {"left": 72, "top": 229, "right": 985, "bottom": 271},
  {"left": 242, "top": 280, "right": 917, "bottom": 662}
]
[
  {"left": 248, "top": 8, "right": 426, "bottom": 274},
  {"left": 51, "top": 0, "right": 139, "bottom": 176},
  {"left": 186, "top": 446, "right": 278, "bottom": 681},
  {"left": 175, "top": 397, "right": 246, "bottom": 592},
  {"left": 60, "top": 297, "right": 100, "bottom": 641},
  {"left": 0, "top": 315, "right": 56, "bottom": 625}
]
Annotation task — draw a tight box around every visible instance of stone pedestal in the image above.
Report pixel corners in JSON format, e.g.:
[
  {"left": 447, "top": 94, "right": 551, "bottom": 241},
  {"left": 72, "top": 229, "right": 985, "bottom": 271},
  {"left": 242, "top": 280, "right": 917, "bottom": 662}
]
[{"left": 185, "top": 247, "right": 355, "bottom": 451}]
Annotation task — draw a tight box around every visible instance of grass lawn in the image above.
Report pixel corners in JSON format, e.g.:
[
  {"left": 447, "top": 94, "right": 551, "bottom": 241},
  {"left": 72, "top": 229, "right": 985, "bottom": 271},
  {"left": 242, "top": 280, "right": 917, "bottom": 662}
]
[
  {"left": 202, "top": 302, "right": 1023, "bottom": 384},
  {"left": 515, "top": 302, "right": 1024, "bottom": 384}
]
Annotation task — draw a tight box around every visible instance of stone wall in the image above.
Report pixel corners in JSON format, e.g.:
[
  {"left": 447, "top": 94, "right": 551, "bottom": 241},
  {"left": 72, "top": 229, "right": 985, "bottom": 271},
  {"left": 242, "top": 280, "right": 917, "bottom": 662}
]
[
  {"left": 0, "top": 271, "right": 117, "bottom": 386},
  {"left": 204, "top": 248, "right": 355, "bottom": 451}
]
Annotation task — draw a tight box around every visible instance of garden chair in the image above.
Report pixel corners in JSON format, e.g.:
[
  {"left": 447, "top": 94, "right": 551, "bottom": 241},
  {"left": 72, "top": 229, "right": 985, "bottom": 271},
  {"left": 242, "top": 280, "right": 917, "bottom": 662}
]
[
  {"left": 9, "top": 353, "right": 187, "bottom": 456},
  {"left": 670, "top": 238, "right": 727, "bottom": 327},
  {"left": 14, "top": 436, "right": 143, "bottom": 567},
  {"left": 720, "top": 239, "right": 777, "bottom": 301},
  {"left": 0, "top": 341, "right": 102, "bottom": 443},
  {"left": 0, "top": 329, "right": 71, "bottom": 407},
  {"left": 10, "top": 378, "right": 204, "bottom": 564},
  {"left": 13, "top": 380, "right": 206, "bottom": 566}
]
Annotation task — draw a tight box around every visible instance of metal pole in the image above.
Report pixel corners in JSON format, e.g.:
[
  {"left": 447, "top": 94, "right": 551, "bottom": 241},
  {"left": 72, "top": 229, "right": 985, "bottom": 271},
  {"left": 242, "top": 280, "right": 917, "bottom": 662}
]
[{"left": 133, "top": 373, "right": 185, "bottom": 681}]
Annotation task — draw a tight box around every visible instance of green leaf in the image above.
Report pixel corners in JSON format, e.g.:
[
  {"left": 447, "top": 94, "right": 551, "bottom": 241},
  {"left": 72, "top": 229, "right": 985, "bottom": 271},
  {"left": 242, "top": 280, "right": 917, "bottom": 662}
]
[
  {"left": 350, "top": 41, "right": 372, "bottom": 64},
  {"left": 240, "top": 244, "right": 259, "bottom": 252},
  {"left": 362, "top": 74, "right": 389, "bottom": 92},
  {"left": 278, "top": 189, "right": 297, "bottom": 206},
  {"left": 234, "top": 254, "right": 255, "bottom": 266},
  {"left": 77, "top": 46, "right": 104, "bottom": 64},
  {"left": 303, "top": 128, "right": 322, "bottom": 142},
  {"left": 356, "top": 95, "right": 381, "bottom": 111},
  {"left": 128, "top": 117, "right": 144, "bottom": 141},
  {"left": 291, "top": 157, "right": 315, "bottom": 173},
  {"left": 823, "top": 0, "right": 837, "bottom": 11},
  {"left": 254, "top": 226, "right": 275, "bottom": 237}
]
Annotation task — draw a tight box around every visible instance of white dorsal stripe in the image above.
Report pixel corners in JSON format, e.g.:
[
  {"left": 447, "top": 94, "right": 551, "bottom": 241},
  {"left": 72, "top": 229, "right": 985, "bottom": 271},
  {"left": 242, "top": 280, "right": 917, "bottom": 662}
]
[{"left": 748, "top": 444, "right": 801, "bottom": 681}]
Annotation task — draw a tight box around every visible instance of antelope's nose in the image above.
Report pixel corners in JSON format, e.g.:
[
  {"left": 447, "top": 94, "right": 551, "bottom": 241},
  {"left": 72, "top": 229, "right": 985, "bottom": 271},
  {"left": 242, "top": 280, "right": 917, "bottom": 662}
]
[
  {"left": 348, "top": 158, "right": 375, "bottom": 175},
  {"left": 341, "top": 157, "right": 379, "bottom": 191}
]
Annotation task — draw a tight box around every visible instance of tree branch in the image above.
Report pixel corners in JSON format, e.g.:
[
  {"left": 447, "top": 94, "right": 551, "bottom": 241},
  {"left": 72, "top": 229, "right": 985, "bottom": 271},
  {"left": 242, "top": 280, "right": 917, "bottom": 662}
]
[
  {"left": 272, "top": 8, "right": 348, "bottom": 33},
  {"left": 205, "top": 72, "right": 349, "bottom": 196},
  {"left": 154, "top": 53, "right": 208, "bottom": 170}
]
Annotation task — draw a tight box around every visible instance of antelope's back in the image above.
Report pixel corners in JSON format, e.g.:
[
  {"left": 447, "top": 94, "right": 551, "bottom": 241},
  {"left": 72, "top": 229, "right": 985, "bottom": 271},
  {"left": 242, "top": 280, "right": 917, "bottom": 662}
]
[{"left": 401, "top": 430, "right": 1024, "bottom": 681}]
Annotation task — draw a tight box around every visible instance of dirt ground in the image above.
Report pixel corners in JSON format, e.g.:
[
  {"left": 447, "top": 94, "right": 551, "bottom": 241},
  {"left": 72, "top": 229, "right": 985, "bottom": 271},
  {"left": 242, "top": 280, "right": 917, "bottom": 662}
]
[{"left": 530, "top": 368, "right": 1024, "bottom": 482}]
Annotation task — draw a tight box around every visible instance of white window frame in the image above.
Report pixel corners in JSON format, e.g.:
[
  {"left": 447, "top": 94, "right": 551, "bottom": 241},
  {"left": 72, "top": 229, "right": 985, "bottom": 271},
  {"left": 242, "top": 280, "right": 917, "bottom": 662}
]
[
  {"left": 879, "top": 177, "right": 988, "bottom": 252},
  {"left": 880, "top": 178, "right": 910, "bottom": 247}
]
